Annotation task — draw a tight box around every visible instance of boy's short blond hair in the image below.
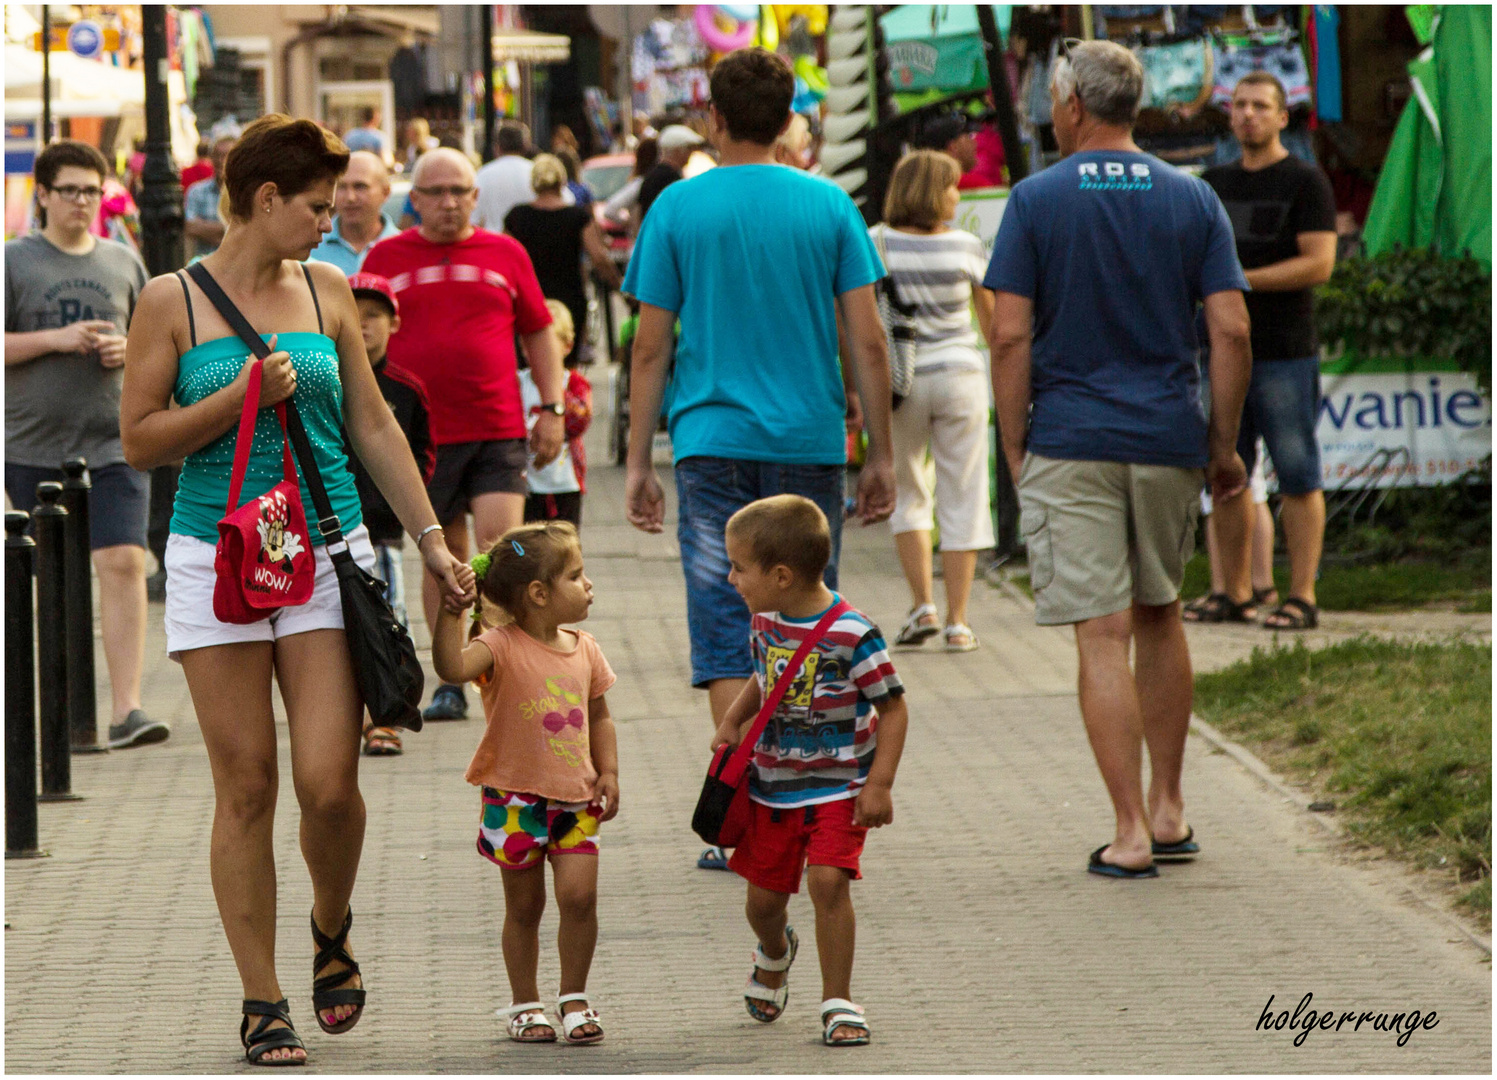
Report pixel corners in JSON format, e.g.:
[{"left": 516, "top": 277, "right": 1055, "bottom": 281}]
[
  {"left": 546, "top": 299, "right": 575, "bottom": 351},
  {"left": 726, "top": 494, "right": 831, "bottom": 585}
]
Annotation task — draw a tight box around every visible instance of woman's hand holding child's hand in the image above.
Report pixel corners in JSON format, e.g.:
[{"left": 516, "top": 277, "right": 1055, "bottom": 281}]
[
  {"left": 422, "top": 535, "right": 475, "bottom": 614},
  {"left": 593, "top": 772, "right": 620, "bottom": 821},
  {"left": 853, "top": 781, "right": 894, "bottom": 829}
]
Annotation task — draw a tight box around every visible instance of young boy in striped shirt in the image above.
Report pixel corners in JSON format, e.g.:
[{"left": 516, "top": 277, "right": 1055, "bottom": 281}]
[{"left": 712, "top": 494, "right": 909, "bottom": 1047}]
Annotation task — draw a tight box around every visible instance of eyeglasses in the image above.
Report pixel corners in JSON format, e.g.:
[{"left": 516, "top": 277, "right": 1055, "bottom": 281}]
[
  {"left": 412, "top": 184, "right": 475, "bottom": 200},
  {"left": 46, "top": 184, "right": 104, "bottom": 203},
  {"left": 1058, "top": 37, "right": 1083, "bottom": 63}
]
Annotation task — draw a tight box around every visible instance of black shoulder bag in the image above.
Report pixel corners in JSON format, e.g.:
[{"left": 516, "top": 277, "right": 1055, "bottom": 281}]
[{"left": 186, "top": 263, "right": 426, "bottom": 731}]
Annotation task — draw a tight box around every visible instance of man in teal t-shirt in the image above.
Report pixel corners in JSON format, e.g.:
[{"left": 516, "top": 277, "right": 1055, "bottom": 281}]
[{"left": 620, "top": 47, "right": 897, "bottom": 869}]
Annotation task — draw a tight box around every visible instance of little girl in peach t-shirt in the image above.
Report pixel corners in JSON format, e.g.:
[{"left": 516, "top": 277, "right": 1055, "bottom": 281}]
[{"left": 431, "top": 520, "right": 618, "bottom": 1048}]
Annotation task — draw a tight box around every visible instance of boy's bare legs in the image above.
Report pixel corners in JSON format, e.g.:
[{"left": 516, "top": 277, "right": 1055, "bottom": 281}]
[
  {"left": 498, "top": 863, "right": 555, "bottom": 1038},
  {"left": 806, "top": 865, "right": 864, "bottom": 1042},
  {"left": 94, "top": 544, "right": 148, "bottom": 723},
  {"left": 744, "top": 883, "right": 792, "bottom": 1018},
  {"left": 551, "top": 855, "right": 602, "bottom": 1038}
]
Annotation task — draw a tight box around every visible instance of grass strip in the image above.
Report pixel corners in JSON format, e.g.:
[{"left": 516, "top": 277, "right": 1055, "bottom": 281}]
[
  {"left": 1194, "top": 636, "right": 1492, "bottom": 924},
  {"left": 1181, "top": 550, "right": 1491, "bottom": 611}
]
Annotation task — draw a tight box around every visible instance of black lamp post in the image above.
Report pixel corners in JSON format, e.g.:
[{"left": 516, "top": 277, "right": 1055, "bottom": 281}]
[
  {"left": 480, "top": 3, "right": 496, "bottom": 161},
  {"left": 40, "top": 5, "right": 51, "bottom": 145},
  {"left": 138, "top": 5, "right": 183, "bottom": 276}
]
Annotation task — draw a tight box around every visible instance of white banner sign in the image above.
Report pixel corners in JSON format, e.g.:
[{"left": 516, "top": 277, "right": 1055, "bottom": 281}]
[{"left": 1310, "top": 370, "right": 1491, "bottom": 489}]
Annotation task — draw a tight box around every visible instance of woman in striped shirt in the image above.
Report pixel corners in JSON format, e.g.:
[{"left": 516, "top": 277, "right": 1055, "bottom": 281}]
[{"left": 871, "top": 150, "right": 996, "bottom": 653}]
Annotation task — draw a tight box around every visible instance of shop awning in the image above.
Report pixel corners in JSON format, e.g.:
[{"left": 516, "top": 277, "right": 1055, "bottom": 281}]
[
  {"left": 492, "top": 29, "right": 570, "bottom": 64},
  {"left": 4, "top": 42, "right": 145, "bottom": 104}
]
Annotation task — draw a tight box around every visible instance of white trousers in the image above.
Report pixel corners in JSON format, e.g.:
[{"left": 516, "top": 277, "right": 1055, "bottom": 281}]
[{"left": 889, "top": 367, "right": 996, "bottom": 551}]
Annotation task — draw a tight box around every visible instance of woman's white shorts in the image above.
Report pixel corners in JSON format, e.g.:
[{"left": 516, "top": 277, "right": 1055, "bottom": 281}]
[
  {"left": 889, "top": 367, "right": 996, "bottom": 551},
  {"left": 164, "top": 524, "right": 377, "bottom": 661}
]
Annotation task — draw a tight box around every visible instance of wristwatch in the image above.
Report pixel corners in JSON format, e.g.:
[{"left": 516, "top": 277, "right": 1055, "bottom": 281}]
[{"left": 538, "top": 402, "right": 565, "bottom": 416}]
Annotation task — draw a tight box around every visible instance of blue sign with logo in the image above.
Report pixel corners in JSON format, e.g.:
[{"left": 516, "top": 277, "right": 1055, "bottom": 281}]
[
  {"left": 68, "top": 20, "right": 103, "bottom": 60},
  {"left": 5, "top": 120, "right": 38, "bottom": 175}
]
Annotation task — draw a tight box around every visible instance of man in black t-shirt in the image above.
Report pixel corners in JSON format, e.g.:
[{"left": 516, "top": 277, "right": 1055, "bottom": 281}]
[
  {"left": 637, "top": 124, "right": 702, "bottom": 224},
  {"left": 1203, "top": 72, "right": 1336, "bottom": 631}
]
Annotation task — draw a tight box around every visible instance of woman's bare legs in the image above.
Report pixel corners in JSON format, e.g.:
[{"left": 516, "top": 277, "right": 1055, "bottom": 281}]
[
  {"left": 277, "top": 628, "right": 367, "bottom": 1030},
  {"left": 893, "top": 529, "right": 935, "bottom": 611},
  {"left": 940, "top": 549, "right": 979, "bottom": 629},
  {"left": 181, "top": 641, "right": 306, "bottom": 1064}
]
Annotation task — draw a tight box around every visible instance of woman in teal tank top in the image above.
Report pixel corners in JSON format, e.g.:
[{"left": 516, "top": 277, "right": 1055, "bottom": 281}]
[{"left": 118, "top": 116, "right": 475, "bottom": 1067}]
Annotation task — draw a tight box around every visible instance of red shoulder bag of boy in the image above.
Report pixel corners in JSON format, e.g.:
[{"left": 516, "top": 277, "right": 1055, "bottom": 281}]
[
  {"left": 212, "top": 359, "right": 316, "bottom": 624},
  {"left": 691, "top": 599, "right": 851, "bottom": 847}
]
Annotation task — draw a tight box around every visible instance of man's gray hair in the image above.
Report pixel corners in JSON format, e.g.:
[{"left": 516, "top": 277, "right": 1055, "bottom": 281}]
[{"left": 1050, "top": 40, "right": 1145, "bottom": 127}]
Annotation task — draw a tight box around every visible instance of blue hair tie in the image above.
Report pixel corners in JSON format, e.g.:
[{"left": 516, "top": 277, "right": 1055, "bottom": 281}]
[{"left": 511, "top": 540, "right": 525, "bottom": 557}]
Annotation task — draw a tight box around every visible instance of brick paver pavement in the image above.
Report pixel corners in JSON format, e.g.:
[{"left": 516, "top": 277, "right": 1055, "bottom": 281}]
[{"left": 5, "top": 367, "right": 1490, "bottom": 1072}]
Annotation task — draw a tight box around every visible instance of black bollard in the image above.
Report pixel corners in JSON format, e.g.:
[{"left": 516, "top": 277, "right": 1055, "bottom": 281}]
[
  {"left": 6, "top": 512, "right": 48, "bottom": 858},
  {"left": 32, "top": 483, "right": 81, "bottom": 802},
  {"left": 60, "top": 459, "right": 104, "bottom": 754}
]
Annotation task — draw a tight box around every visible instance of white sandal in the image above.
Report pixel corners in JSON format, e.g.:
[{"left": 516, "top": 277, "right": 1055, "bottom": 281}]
[
  {"left": 744, "top": 925, "right": 798, "bottom": 1022},
  {"left": 820, "top": 998, "right": 871, "bottom": 1046},
  {"left": 944, "top": 623, "right": 979, "bottom": 652},
  {"left": 497, "top": 1001, "right": 556, "bottom": 1043},
  {"left": 894, "top": 603, "right": 940, "bottom": 647},
  {"left": 556, "top": 993, "right": 603, "bottom": 1045}
]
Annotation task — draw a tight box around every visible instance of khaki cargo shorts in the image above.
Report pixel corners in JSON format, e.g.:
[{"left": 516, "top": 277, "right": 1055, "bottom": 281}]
[{"left": 1018, "top": 454, "right": 1203, "bottom": 626}]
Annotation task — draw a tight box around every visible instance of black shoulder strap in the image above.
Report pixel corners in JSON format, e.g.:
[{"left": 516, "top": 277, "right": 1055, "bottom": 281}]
[
  {"left": 299, "top": 263, "right": 324, "bottom": 334},
  {"left": 183, "top": 262, "right": 349, "bottom": 556},
  {"left": 176, "top": 271, "right": 197, "bottom": 347}
]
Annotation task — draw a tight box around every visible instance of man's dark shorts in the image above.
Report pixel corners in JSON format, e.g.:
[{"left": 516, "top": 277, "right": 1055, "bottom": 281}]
[
  {"left": 674, "top": 455, "right": 845, "bottom": 688},
  {"left": 5, "top": 461, "right": 149, "bottom": 549},
  {"left": 1237, "top": 355, "right": 1324, "bottom": 496},
  {"left": 426, "top": 439, "right": 529, "bottom": 523}
]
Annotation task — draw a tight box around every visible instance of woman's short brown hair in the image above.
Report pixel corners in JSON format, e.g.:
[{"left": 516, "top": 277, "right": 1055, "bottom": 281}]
[
  {"left": 222, "top": 114, "right": 349, "bottom": 221},
  {"left": 883, "top": 149, "right": 961, "bottom": 230},
  {"left": 725, "top": 494, "right": 830, "bottom": 585}
]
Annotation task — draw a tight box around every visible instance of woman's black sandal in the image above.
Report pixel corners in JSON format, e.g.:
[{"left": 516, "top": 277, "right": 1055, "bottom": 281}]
[
  {"left": 311, "top": 908, "right": 367, "bottom": 1034},
  {"left": 241, "top": 998, "right": 306, "bottom": 1067}
]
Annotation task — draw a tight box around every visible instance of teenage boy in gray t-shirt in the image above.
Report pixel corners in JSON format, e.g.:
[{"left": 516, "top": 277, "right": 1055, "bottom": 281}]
[{"left": 3, "top": 139, "right": 167, "bottom": 750}]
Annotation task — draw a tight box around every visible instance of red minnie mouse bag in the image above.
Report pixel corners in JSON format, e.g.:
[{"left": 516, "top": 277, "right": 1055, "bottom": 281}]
[{"left": 212, "top": 359, "right": 315, "bottom": 624}]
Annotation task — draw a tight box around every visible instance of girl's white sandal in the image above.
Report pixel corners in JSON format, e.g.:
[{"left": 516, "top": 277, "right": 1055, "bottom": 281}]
[
  {"left": 557, "top": 993, "right": 604, "bottom": 1045},
  {"left": 497, "top": 1001, "right": 556, "bottom": 1043}
]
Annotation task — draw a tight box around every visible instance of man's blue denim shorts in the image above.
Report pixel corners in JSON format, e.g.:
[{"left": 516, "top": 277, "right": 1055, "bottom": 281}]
[
  {"left": 674, "top": 456, "right": 845, "bottom": 688},
  {"left": 1238, "top": 355, "right": 1324, "bottom": 496}
]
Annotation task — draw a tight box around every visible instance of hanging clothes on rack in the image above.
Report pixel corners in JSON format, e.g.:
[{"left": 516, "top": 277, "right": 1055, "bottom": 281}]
[
  {"left": 1312, "top": 5, "right": 1342, "bottom": 121},
  {"left": 1211, "top": 29, "right": 1312, "bottom": 107}
]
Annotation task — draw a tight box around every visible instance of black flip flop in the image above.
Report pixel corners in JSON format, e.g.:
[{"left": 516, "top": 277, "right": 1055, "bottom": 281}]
[
  {"left": 1087, "top": 845, "right": 1158, "bottom": 879},
  {"left": 1152, "top": 827, "right": 1200, "bottom": 861}
]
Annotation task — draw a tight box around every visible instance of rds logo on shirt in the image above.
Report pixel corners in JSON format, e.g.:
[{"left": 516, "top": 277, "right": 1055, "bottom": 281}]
[{"left": 1077, "top": 161, "right": 1153, "bottom": 192}]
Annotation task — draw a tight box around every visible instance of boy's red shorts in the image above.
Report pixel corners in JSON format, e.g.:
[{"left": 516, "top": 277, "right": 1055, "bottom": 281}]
[{"left": 728, "top": 796, "right": 867, "bottom": 894}]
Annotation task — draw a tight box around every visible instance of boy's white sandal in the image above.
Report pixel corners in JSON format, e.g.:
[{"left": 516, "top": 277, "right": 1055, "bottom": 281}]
[
  {"left": 744, "top": 925, "right": 799, "bottom": 1022},
  {"left": 497, "top": 1001, "right": 556, "bottom": 1043},
  {"left": 820, "top": 998, "right": 871, "bottom": 1046},
  {"left": 556, "top": 993, "right": 604, "bottom": 1045}
]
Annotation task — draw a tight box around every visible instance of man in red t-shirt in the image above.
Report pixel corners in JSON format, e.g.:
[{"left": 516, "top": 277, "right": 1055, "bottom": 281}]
[{"left": 362, "top": 147, "right": 566, "bottom": 721}]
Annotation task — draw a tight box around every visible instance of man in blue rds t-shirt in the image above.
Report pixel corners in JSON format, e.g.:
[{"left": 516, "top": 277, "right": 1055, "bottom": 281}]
[
  {"left": 621, "top": 48, "right": 897, "bottom": 871},
  {"left": 986, "top": 40, "right": 1252, "bottom": 881}
]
